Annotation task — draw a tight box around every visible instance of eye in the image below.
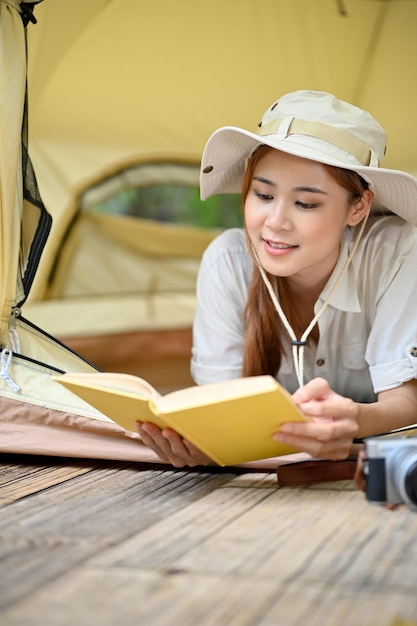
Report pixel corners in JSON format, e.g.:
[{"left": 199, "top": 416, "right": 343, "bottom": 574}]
[
  {"left": 254, "top": 190, "right": 273, "bottom": 202},
  {"left": 295, "top": 200, "right": 320, "bottom": 210}
]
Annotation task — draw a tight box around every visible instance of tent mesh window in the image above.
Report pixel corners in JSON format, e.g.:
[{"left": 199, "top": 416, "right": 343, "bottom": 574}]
[{"left": 79, "top": 162, "right": 243, "bottom": 230}]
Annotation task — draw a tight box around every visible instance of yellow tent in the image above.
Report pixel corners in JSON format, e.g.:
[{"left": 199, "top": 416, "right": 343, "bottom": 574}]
[
  {"left": 21, "top": 0, "right": 417, "bottom": 387},
  {"left": 1, "top": 0, "right": 417, "bottom": 461}
]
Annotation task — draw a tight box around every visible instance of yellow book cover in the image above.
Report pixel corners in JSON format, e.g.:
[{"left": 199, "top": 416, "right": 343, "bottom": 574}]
[{"left": 54, "top": 372, "right": 307, "bottom": 466}]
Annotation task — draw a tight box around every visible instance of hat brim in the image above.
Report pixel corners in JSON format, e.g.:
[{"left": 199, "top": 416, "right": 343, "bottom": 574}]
[{"left": 200, "top": 126, "right": 417, "bottom": 226}]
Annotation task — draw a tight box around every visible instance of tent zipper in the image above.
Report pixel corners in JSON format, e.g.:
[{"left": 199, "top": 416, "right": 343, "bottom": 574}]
[{"left": 3, "top": 308, "right": 101, "bottom": 374}]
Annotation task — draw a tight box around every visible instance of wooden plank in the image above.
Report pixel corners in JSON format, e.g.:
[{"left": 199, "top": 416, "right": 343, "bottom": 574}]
[
  {"left": 91, "top": 473, "right": 278, "bottom": 570},
  {"left": 0, "top": 454, "right": 240, "bottom": 506},
  {"left": 89, "top": 477, "right": 351, "bottom": 573},
  {"left": 0, "top": 455, "right": 104, "bottom": 506},
  {"left": 173, "top": 483, "right": 417, "bottom": 590},
  {"left": 256, "top": 580, "right": 417, "bottom": 626},
  {"left": 1, "top": 565, "right": 416, "bottom": 626},
  {"left": 0, "top": 465, "right": 236, "bottom": 607},
  {"left": 1, "top": 459, "right": 417, "bottom": 626},
  {"left": 90, "top": 478, "right": 417, "bottom": 594},
  {"left": 0, "top": 566, "right": 279, "bottom": 626}
]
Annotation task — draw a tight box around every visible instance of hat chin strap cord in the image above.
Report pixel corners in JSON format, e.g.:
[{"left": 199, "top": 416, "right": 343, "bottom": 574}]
[{"left": 251, "top": 212, "right": 369, "bottom": 388}]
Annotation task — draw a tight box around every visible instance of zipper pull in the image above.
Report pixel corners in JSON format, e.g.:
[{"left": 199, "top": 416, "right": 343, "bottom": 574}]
[
  {"left": 8, "top": 307, "right": 21, "bottom": 355},
  {"left": 9, "top": 306, "right": 21, "bottom": 331},
  {"left": 0, "top": 307, "right": 21, "bottom": 391}
]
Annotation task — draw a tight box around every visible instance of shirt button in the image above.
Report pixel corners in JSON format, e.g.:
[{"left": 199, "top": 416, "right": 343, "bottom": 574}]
[
  {"left": 410, "top": 347, "right": 417, "bottom": 357},
  {"left": 316, "top": 358, "right": 325, "bottom": 366}
]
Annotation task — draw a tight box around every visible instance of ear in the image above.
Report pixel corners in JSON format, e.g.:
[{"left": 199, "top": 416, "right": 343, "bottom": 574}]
[{"left": 347, "top": 189, "right": 374, "bottom": 226}]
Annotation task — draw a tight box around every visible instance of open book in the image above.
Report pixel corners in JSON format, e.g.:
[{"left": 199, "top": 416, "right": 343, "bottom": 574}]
[{"left": 54, "top": 372, "right": 307, "bottom": 466}]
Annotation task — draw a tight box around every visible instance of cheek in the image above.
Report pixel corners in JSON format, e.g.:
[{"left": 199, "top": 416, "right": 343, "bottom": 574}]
[
  {"left": 303, "top": 213, "right": 348, "bottom": 242},
  {"left": 302, "top": 222, "right": 329, "bottom": 241},
  {"left": 243, "top": 201, "right": 254, "bottom": 230},
  {"left": 244, "top": 199, "right": 264, "bottom": 229}
]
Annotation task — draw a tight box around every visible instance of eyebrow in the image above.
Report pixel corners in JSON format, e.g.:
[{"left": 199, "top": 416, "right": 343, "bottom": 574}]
[
  {"left": 295, "top": 186, "right": 328, "bottom": 195},
  {"left": 253, "top": 176, "right": 276, "bottom": 187},
  {"left": 253, "top": 177, "right": 328, "bottom": 195}
]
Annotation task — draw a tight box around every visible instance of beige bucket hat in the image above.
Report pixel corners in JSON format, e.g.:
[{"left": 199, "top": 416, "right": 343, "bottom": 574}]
[{"left": 200, "top": 90, "right": 417, "bottom": 225}]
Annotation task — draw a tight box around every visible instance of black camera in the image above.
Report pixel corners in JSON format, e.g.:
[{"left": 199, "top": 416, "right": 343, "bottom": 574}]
[{"left": 364, "top": 436, "right": 417, "bottom": 510}]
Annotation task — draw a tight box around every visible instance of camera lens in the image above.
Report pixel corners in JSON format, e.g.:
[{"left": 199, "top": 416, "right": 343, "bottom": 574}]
[
  {"left": 405, "top": 462, "right": 417, "bottom": 506},
  {"left": 393, "top": 448, "right": 417, "bottom": 511}
]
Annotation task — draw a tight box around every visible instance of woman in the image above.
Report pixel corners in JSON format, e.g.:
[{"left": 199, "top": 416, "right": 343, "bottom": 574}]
[{"left": 137, "top": 90, "right": 417, "bottom": 467}]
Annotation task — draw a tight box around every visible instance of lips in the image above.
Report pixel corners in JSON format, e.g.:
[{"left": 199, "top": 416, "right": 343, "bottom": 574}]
[{"left": 264, "top": 239, "right": 296, "bottom": 249}]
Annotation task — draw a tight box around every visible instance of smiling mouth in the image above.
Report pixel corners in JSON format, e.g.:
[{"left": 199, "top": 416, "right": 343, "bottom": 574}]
[{"left": 265, "top": 240, "right": 297, "bottom": 250}]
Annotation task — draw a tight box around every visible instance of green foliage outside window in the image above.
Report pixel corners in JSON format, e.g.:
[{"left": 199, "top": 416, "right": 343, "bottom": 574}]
[{"left": 89, "top": 184, "right": 243, "bottom": 230}]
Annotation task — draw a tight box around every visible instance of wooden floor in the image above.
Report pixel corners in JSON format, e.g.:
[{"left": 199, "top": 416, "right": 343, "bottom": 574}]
[{"left": 1, "top": 453, "right": 417, "bottom": 626}]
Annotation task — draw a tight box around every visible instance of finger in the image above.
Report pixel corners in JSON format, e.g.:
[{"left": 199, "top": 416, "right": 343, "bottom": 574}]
[
  {"left": 161, "top": 430, "right": 203, "bottom": 467},
  {"left": 137, "top": 423, "right": 204, "bottom": 467},
  {"left": 274, "top": 422, "right": 357, "bottom": 460},
  {"left": 297, "top": 395, "right": 358, "bottom": 420},
  {"left": 278, "top": 433, "right": 353, "bottom": 459},
  {"left": 279, "top": 432, "right": 353, "bottom": 459},
  {"left": 292, "top": 377, "right": 331, "bottom": 403},
  {"left": 136, "top": 423, "right": 190, "bottom": 466},
  {"left": 182, "top": 439, "right": 215, "bottom": 466},
  {"left": 136, "top": 423, "right": 173, "bottom": 463},
  {"left": 278, "top": 418, "right": 359, "bottom": 442}
]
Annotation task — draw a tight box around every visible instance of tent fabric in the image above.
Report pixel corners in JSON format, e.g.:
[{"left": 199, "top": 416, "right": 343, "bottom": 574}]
[
  {"left": 44, "top": 213, "right": 218, "bottom": 299},
  {"left": 23, "top": 207, "right": 219, "bottom": 343},
  {"left": 0, "top": 0, "right": 156, "bottom": 463},
  {"left": 24, "top": 164, "right": 222, "bottom": 342},
  {"left": 1, "top": 0, "right": 416, "bottom": 467},
  {"left": 0, "top": 0, "right": 27, "bottom": 332},
  {"left": 26, "top": 0, "right": 417, "bottom": 308}
]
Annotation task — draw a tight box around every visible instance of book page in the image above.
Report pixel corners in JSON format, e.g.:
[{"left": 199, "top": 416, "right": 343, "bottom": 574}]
[
  {"left": 55, "top": 373, "right": 167, "bottom": 430},
  {"left": 57, "top": 372, "right": 161, "bottom": 402}
]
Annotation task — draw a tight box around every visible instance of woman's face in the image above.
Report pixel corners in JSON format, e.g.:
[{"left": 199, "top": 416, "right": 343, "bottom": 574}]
[{"left": 244, "top": 149, "right": 361, "bottom": 290}]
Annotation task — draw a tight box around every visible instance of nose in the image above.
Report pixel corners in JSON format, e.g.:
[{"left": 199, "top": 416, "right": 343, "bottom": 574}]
[{"left": 264, "top": 200, "right": 293, "bottom": 232}]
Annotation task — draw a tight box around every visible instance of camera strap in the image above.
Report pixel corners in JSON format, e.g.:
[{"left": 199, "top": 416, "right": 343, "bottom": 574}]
[{"left": 276, "top": 457, "right": 357, "bottom": 486}]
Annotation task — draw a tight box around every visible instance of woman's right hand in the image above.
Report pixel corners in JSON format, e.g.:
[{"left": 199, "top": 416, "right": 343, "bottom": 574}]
[{"left": 136, "top": 421, "right": 215, "bottom": 468}]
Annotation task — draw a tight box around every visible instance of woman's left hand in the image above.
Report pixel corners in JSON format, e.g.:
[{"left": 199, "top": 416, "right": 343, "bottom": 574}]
[
  {"left": 273, "top": 377, "right": 359, "bottom": 460},
  {"left": 136, "top": 421, "right": 214, "bottom": 467}
]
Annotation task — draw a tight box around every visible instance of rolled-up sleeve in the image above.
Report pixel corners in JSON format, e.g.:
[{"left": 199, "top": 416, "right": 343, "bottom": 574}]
[{"left": 191, "top": 229, "right": 252, "bottom": 385}]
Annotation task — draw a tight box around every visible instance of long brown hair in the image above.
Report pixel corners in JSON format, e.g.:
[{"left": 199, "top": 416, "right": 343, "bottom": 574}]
[{"left": 241, "top": 145, "right": 369, "bottom": 377}]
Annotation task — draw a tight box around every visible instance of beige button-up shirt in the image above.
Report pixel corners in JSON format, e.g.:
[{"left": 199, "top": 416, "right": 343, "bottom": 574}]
[{"left": 191, "top": 216, "right": 417, "bottom": 402}]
